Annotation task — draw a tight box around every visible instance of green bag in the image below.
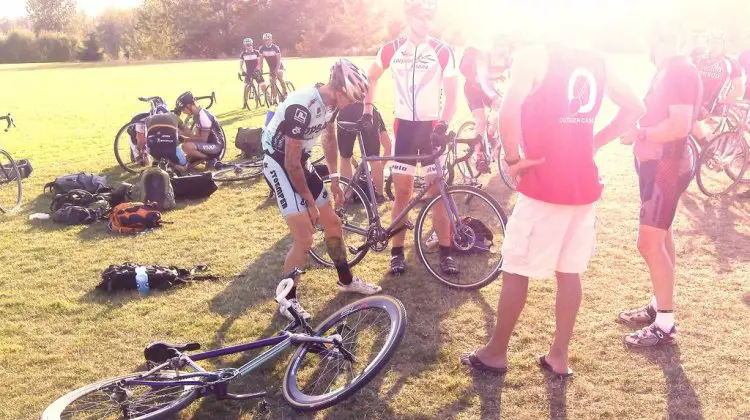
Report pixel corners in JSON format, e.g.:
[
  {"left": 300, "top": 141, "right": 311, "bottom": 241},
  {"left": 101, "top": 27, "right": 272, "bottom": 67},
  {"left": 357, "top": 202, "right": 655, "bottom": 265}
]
[{"left": 132, "top": 167, "right": 176, "bottom": 211}]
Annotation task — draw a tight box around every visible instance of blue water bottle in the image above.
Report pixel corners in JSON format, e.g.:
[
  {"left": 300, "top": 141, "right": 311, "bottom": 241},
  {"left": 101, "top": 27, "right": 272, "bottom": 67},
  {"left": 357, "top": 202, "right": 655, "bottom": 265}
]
[
  {"left": 135, "top": 266, "right": 150, "bottom": 296},
  {"left": 264, "top": 110, "right": 275, "bottom": 128}
]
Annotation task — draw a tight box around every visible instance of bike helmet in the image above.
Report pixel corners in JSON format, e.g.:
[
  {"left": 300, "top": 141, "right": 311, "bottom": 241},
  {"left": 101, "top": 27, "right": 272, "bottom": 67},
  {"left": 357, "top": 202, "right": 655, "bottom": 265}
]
[
  {"left": 175, "top": 91, "right": 195, "bottom": 111},
  {"left": 152, "top": 104, "right": 170, "bottom": 115},
  {"left": 404, "top": 0, "right": 438, "bottom": 14},
  {"left": 243, "top": 37, "right": 253, "bottom": 45},
  {"left": 330, "top": 58, "right": 369, "bottom": 102},
  {"left": 263, "top": 33, "right": 273, "bottom": 41}
]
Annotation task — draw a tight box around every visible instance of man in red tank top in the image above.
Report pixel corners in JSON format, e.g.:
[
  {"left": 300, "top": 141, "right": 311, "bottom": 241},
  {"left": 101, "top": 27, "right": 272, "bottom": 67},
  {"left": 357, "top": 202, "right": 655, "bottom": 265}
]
[{"left": 460, "top": 42, "right": 645, "bottom": 376}]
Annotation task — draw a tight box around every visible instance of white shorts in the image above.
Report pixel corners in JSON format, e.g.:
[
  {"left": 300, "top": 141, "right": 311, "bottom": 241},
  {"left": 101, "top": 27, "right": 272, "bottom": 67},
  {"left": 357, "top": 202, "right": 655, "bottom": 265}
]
[
  {"left": 263, "top": 153, "right": 330, "bottom": 218},
  {"left": 501, "top": 194, "right": 597, "bottom": 279}
]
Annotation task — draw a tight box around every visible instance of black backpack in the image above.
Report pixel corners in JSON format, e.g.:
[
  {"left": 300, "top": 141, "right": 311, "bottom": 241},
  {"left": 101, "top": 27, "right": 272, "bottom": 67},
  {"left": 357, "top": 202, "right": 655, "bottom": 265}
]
[
  {"left": 96, "top": 263, "right": 217, "bottom": 294},
  {"left": 2, "top": 159, "right": 33, "bottom": 180},
  {"left": 44, "top": 173, "right": 109, "bottom": 196},
  {"left": 170, "top": 173, "right": 218, "bottom": 200},
  {"left": 52, "top": 203, "right": 102, "bottom": 225}
]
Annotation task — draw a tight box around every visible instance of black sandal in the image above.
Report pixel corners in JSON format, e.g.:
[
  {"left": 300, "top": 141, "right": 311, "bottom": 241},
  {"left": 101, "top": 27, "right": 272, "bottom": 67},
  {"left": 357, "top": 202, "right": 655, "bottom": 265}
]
[
  {"left": 459, "top": 351, "right": 508, "bottom": 375},
  {"left": 536, "top": 355, "right": 574, "bottom": 378}
]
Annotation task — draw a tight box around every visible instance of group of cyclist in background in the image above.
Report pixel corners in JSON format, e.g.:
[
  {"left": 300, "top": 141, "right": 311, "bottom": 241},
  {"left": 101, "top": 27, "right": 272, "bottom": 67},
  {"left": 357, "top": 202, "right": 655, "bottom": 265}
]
[{"left": 239, "top": 33, "right": 288, "bottom": 109}]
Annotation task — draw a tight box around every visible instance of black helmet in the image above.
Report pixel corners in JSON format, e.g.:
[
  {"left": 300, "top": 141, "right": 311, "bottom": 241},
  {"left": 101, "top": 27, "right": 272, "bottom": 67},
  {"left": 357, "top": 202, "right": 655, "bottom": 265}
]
[{"left": 175, "top": 91, "right": 195, "bottom": 111}]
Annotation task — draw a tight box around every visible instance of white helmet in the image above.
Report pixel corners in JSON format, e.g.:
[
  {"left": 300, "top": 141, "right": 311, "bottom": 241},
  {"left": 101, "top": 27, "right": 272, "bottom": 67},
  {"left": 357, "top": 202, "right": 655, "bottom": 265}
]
[
  {"left": 243, "top": 37, "right": 253, "bottom": 45},
  {"left": 263, "top": 33, "right": 273, "bottom": 41},
  {"left": 404, "top": 0, "right": 438, "bottom": 14},
  {"left": 331, "top": 59, "right": 369, "bottom": 102}
]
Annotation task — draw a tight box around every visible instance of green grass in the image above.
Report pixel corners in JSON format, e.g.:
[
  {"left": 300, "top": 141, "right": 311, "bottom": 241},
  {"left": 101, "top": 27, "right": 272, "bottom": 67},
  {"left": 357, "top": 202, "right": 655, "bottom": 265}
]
[{"left": 1, "top": 56, "right": 749, "bottom": 420}]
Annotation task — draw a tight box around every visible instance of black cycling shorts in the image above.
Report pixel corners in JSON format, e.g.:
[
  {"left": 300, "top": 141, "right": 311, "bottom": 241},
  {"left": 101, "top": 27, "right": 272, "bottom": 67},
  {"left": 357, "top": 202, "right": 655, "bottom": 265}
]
[
  {"left": 245, "top": 70, "right": 264, "bottom": 85},
  {"left": 636, "top": 155, "right": 693, "bottom": 230},
  {"left": 392, "top": 119, "right": 443, "bottom": 176},
  {"left": 194, "top": 141, "right": 223, "bottom": 157},
  {"left": 338, "top": 110, "right": 386, "bottom": 159},
  {"left": 464, "top": 82, "right": 494, "bottom": 112}
]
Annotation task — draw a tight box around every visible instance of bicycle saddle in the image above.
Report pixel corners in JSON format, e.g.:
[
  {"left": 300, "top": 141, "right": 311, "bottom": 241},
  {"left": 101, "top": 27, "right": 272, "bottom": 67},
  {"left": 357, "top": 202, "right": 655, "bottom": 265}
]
[{"left": 144, "top": 341, "right": 201, "bottom": 363}]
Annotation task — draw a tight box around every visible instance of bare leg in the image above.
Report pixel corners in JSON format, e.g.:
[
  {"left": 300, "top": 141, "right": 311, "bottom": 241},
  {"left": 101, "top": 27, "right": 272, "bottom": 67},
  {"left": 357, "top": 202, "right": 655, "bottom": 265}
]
[
  {"left": 391, "top": 173, "right": 415, "bottom": 248},
  {"left": 475, "top": 272, "right": 530, "bottom": 368},
  {"left": 283, "top": 212, "right": 315, "bottom": 286},
  {"left": 545, "top": 272, "right": 582, "bottom": 374},
  {"left": 426, "top": 173, "right": 451, "bottom": 247},
  {"left": 638, "top": 225, "right": 674, "bottom": 311},
  {"left": 370, "top": 161, "right": 385, "bottom": 196},
  {"left": 340, "top": 157, "right": 353, "bottom": 182}
]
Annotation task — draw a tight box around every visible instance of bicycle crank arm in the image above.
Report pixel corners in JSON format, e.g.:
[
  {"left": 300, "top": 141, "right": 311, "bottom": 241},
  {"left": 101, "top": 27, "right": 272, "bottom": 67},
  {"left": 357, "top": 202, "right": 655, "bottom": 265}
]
[
  {"left": 224, "top": 391, "right": 267, "bottom": 401},
  {"left": 387, "top": 222, "right": 414, "bottom": 240}
]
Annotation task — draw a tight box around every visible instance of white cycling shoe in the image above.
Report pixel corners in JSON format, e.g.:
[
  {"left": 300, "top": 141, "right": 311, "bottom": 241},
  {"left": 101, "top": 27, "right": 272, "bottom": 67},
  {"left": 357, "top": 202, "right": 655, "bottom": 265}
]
[
  {"left": 279, "top": 298, "right": 311, "bottom": 322},
  {"left": 337, "top": 277, "right": 382, "bottom": 295}
]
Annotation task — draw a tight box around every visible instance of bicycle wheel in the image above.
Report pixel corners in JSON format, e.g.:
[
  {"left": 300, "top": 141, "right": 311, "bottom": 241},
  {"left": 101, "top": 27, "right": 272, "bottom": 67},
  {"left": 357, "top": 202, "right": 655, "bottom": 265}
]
[
  {"left": 212, "top": 161, "right": 264, "bottom": 182},
  {"left": 414, "top": 185, "right": 507, "bottom": 289},
  {"left": 310, "top": 175, "right": 373, "bottom": 268},
  {"left": 283, "top": 295, "right": 407, "bottom": 412},
  {"left": 42, "top": 371, "right": 199, "bottom": 420},
  {"left": 0, "top": 150, "right": 22, "bottom": 213},
  {"left": 686, "top": 136, "right": 699, "bottom": 181},
  {"left": 454, "top": 121, "right": 477, "bottom": 183},
  {"left": 114, "top": 122, "right": 144, "bottom": 174},
  {"left": 497, "top": 146, "right": 517, "bottom": 190},
  {"left": 264, "top": 85, "right": 275, "bottom": 107},
  {"left": 696, "top": 132, "right": 748, "bottom": 197},
  {"left": 218, "top": 126, "right": 228, "bottom": 160},
  {"left": 251, "top": 83, "right": 262, "bottom": 108}
]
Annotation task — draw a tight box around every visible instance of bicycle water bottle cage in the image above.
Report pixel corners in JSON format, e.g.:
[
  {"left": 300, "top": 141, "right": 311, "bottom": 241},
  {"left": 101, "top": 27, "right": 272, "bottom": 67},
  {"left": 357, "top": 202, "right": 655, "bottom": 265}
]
[{"left": 144, "top": 341, "right": 201, "bottom": 363}]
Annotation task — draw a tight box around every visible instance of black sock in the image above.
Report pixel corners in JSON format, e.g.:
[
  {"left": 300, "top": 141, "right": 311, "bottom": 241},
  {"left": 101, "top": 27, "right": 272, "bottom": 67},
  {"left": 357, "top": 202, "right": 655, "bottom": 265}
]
[
  {"left": 285, "top": 285, "right": 297, "bottom": 300},
  {"left": 336, "top": 264, "right": 353, "bottom": 285},
  {"left": 439, "top": 245, "right": 452, "bottom": 258},
  {"left": 391, "top": 247, "right": 404, "bottom": 257}
]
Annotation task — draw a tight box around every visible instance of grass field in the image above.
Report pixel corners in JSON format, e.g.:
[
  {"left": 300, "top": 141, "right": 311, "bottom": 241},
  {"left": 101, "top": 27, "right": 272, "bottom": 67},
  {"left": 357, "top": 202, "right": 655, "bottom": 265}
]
[{"left": 0, "top": 56, "right": 749, "bottom": 420}]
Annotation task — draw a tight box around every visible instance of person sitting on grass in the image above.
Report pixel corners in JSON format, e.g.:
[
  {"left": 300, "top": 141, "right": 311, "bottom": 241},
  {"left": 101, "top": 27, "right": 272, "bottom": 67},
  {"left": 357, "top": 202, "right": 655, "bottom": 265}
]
[{"left": 174, "top": 91, "right": 226, "bottom": 169}]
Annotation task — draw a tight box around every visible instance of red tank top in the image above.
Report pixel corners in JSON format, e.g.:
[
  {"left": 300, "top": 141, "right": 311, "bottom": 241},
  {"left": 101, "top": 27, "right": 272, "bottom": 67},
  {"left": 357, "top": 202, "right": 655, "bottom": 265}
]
[
  {"left": 695, "top": 57, "right": 732, "bottom": 109},
  {"left": 518, "top": 44, "right": 606, "bottom": 205}
]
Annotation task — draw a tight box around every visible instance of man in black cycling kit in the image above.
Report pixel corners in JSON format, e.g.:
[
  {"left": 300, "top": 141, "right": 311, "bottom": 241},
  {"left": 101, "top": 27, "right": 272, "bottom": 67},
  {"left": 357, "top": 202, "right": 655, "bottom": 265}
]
[
  {"left": 240, "top": 37, "right": 263, "bottom": 109},
  {"left": 259, "top": 33, "right": 288, "bottom": 100},
  {"left": 174, "top": 92, "right": 225, "bottom": 169}
]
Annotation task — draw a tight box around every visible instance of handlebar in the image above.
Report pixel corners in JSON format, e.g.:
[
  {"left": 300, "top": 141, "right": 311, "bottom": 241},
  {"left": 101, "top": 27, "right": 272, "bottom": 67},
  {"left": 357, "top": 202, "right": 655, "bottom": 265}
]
[
  {"left": 138, "top": 96, "right": 166, "bottom": 104},
  {"left": 194, "top": 92, "right": 217, "bottom": 110},
  {"left": 337, "top": 120, "right": 452, "bottom": 162},
  {"left": 0, "top": 113, "right": 15, "bottom": 132}
]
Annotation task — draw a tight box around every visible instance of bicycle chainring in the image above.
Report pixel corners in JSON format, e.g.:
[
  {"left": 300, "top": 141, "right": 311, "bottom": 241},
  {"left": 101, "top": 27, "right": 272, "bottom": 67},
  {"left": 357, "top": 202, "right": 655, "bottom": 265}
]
[
  {"left": 367, "top": 226, "right": 389, "bottom": 252},
  {"left": 453, "top": 223, "right": 477, "bottom": 252}
]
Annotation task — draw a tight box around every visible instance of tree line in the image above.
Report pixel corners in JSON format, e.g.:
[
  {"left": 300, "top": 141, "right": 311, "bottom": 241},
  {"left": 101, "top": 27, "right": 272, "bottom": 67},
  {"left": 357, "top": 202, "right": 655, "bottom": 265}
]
[{"left": 1, "top": 0, "right": 749, "bottom": 64}]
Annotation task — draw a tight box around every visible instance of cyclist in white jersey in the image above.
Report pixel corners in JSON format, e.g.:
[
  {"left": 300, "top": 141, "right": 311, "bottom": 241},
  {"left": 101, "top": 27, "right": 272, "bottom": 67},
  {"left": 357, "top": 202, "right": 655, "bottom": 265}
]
[
  {"left": 262, "top": 59, "right": 382, "bottom": 321},
  {"left": 363, "top": 0, "right": 459, "bottom": 276}
]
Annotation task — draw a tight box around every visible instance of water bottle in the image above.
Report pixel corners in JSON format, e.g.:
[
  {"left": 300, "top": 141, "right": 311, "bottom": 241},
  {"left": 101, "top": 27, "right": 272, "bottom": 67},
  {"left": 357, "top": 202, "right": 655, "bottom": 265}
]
[
  {"left": 135, "top": 266, "right": 150, "bottom": 296},
  {"left": 29, "top": 213, "right": 51, "bottom": 221},
  {"left": 264, "top": 110, "right": 275, "bottom": 128}
]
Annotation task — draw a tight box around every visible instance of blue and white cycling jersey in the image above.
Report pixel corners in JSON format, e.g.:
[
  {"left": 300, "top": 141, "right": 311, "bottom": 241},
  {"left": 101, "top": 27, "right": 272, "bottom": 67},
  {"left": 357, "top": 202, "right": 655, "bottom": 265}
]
[{"left": 262, "top": 84, "right": 337, "bottom": 156}]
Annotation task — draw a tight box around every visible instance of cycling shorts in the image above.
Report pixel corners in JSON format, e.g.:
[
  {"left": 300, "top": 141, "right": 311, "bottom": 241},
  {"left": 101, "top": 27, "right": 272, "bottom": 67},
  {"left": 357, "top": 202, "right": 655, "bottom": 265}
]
[
  {"left": 194, "top": 141, "right": 223, "bottom": 158},
  {"left": 636, "top": 157, "right": 693, "bottom": 230},
  {"left": 269, "top": 62, "right": 285, "bottom": 78},
  {"left": 245, "top": 70, "right": 264, "bottom": 85},
  {"left": 263, "top": 151, "right": 330, "bottom": 218},
  {"left": 464, "top": 82, "right": 494, "bottom": 112},
  {"left": 338, "top": 111, "right": 386, "bottom": 159},
  {"left": 391, "top": 119, "right": 444, "bottom": 176}
]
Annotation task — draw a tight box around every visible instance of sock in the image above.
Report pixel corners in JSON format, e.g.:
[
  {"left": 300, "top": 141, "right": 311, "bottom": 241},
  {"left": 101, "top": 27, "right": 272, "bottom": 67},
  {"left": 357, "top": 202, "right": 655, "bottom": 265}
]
[
  {"left": 336, "top": 264, "right": 353, "bottom": 285},
  {"left": 655, "top": 310, "right": 674, "bottom": 332},
  {"left": 391, "top": 247, "right": 404, "bottom": 257},
  {"left": 286, "top": 285, "right": 297, "bottom": 300},
  {"left": 649, "top": 295, "right": 658, "bottom": 311},
  {"left": 439, "top": 245, "right": 452, "bottom": 259}
]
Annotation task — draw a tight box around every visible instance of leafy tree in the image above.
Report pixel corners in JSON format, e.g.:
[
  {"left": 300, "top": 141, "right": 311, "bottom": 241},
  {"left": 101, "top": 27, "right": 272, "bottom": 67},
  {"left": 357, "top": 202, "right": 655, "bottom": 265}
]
[
  {"left": 26, "top": 0, "right": 76, "bottom": 35},
  {"left": 77, "top": 32, "right": 103, "bottom": 61},
  {"left": 96, "top": 8, "right": 136, "bottom": 58}
]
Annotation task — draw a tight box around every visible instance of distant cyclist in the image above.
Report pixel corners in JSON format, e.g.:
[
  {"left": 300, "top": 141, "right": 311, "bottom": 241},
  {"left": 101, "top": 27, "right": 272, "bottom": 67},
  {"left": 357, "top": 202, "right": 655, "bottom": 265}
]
[
  {"left": 174, "top": 92, "right": 226, "bottom": 169},
  {"left": 459, "top": 32, "right": 514, "bottom": 173},
  {"left": 363, "top": 0, "right": 459, "bottom": 276},
  {"left": 691, "top": 30, "right": 746, "bottom": 146},
  {"left": 259, "top": 33, "right": 288, "bottom": 100},
  {"left": 262, "top": 59, "right": 382, "bottom": 321},
  {"left": 239, "top": 37, "right": 263, "bottom": 109}
]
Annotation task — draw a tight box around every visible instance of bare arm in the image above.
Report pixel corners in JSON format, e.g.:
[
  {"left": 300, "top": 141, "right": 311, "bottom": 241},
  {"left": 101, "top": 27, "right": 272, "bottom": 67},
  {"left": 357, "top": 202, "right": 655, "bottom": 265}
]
[
  {"left": 322, "top": 124, "right": 339, "bottom": 178},
  {"left": 364, "top": 63, "right": 385, "bottom": 115},
  {"left": 594, "top": 58, "right": 646, "bottom": 152},
  {"left": 240, "top": 59, "right": 245, "bottom": 72},
  {"left": 643, "top": 105, "right": 694, "bottom": 143},
  {"left": 284, "top": 139, "right": 315, "bottom": 204},
  {"left": 441, "top": 75, "right": 458, "bottom": 124},
  {"left": 499, "top": 46, "right": 544, "bottom": 161}
]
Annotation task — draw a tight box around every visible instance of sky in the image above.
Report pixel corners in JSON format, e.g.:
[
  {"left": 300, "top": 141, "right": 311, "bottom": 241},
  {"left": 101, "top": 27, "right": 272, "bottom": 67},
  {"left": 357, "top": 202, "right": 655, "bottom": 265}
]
[{"left": 1, "top": 0, "right": 141, "bottom": 18}]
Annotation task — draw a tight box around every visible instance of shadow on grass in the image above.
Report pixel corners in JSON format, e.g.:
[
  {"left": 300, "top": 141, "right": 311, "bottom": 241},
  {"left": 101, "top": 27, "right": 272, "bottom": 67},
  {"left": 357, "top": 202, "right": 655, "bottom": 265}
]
[
  {"left": 216, "top": 108, "right": 267, "bottom": 127},
  {"left": 679, "top": 191, "right": 750, "bottom": 273},
  {"left": 545, "top": 376, "right": 570, "bottom": 419},
  {"left": 630, "top": 345, "right": 703, "bottom": 419}
]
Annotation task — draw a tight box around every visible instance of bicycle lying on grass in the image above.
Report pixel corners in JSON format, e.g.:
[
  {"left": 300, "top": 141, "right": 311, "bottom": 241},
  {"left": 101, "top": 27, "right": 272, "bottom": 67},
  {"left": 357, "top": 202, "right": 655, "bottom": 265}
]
[
  {"left": 157, "top": 157, "right": 265, "bottom": 183},
  {"left": 43, "top": 268, "right": 407, "bottom": 418},
  {"left": 0, "top": 113, "right": 21, "bottom": 213},
  {"left": 310, "top": 121, "right": 508, "bottom": 290},
  {"left": 114, "top": 93, "right": 221, "bottom": 174}
]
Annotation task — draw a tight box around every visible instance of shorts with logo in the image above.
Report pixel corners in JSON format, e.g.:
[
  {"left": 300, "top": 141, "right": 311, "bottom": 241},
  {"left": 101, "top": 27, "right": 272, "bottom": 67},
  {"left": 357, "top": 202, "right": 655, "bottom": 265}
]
[
  {"left": 392, "top": 119, "right": 445, "bottom": 176},
  {"left": 245, "top": 70, "right": 264, "bottom": 85},
  {"left": 194, "top": 141, "right": 223, "bottom": 157},
  {"left": 263, "top": 151, "right": 330, "bottom": 218},
  {"left": 464, "top": 82, "right": 494, "bottom": 112},
  {"left": 635, "top": 156, "right": 692, "bottom": 230},
  {"left": 501, "top": 193, "right": 597, "bottom": 279},
  {"left": 338, "top": 110, "right": 386, "bottom": 159}
]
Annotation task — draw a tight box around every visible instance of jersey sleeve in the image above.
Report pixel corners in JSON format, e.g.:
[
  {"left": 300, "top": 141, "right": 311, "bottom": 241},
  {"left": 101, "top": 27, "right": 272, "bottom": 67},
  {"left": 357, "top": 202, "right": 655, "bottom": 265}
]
[
  {"left": 281, "top": 104, "right": 312, "bottom": 140},
  {"left": 375, "top": 41, "right": 397, "bottom": 69},
  {"left": 664, "top": 65, "right": 702, "bottom": 107},
  {"left": 437, "top": 44, "right": 457, "bottom": 78},
  {"left": 197, "top": 110, "right": 212, "bottom": 131},
  {"left": 274, "top": 45, "right": 281, "bottom": 54}
]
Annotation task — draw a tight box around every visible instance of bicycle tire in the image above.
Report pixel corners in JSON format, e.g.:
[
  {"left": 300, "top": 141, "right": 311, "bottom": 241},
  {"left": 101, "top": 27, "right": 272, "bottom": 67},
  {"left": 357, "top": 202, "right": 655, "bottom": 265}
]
[
  {"left": 686, "top": 136, "right": 699, "bottom": 182},
  {"left": 414, "top": 185, "right": 507, "bottom": 290},
  {"left": 283, "top": 295, "right": 407, "bottom": 412},
  {"left": 264, "top": 85, "right": 276, "bottom": 106},
  {"left": 309, "top": 175, "right": 373, "bottom": 269},
  {"left": 42, "top": 371, "right": 199, "bottom": 420},
  {"left": 212, "top": 161, "right": 264, "bottom": 182},
  {"left": 0, "top": 149, "right": 22, "bottom": 213},
  {"left": 218, "top": 125, "right": 228, "bottom": 161},
  {"left": 696, "top": 132, "right": 749, "bottom": 197},
  {"left": 114, "top": 121, "right": 142, "bottom": 174},
  {"left": 497, "top": 146, "right": 517, "bottom": 191},
  {"left": 454, "top": 121, "right": 477, "bottom": 183}
]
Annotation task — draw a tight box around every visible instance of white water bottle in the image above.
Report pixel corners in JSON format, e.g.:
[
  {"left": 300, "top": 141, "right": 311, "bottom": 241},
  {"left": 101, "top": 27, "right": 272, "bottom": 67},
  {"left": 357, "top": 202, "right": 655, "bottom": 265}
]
[{"left": 135, "top": 266, "right": 150, "bottom": 296}]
